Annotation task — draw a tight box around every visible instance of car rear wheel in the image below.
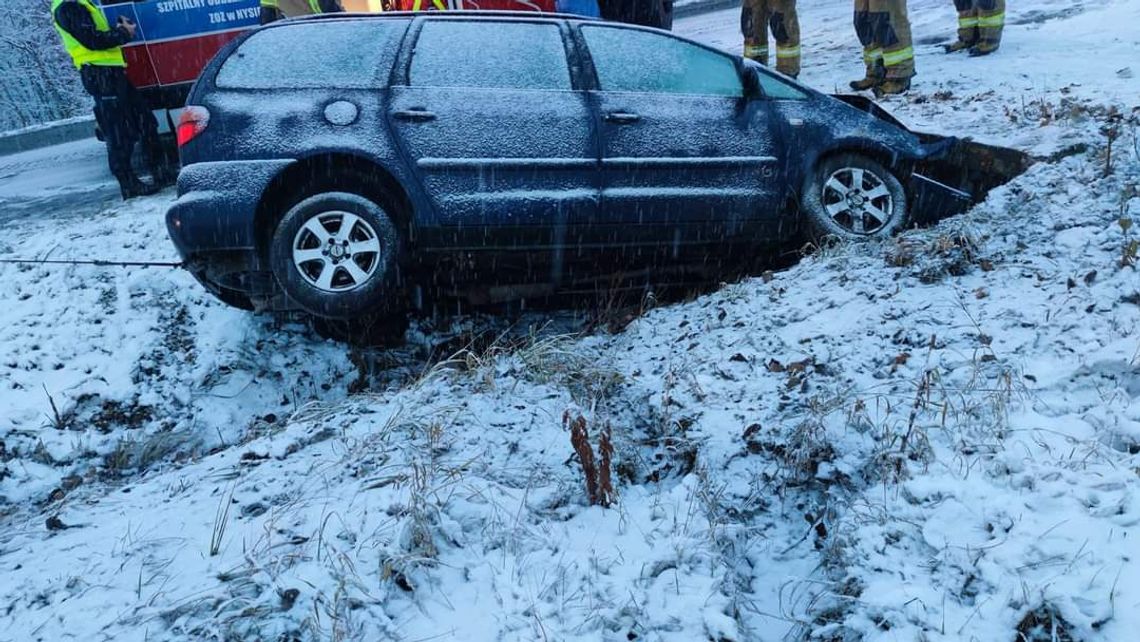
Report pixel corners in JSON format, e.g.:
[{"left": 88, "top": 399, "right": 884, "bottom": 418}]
[
  {"left": 269, "top": 192, "right": 402, "bottom": 320},
  {"left": 801, "top": 154, "right": 908, "bottom": 242}
]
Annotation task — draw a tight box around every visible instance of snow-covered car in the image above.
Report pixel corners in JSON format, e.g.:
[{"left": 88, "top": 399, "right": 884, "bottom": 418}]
[{"left": 166, "top": 12, "right": 1017, "bottom": 324}]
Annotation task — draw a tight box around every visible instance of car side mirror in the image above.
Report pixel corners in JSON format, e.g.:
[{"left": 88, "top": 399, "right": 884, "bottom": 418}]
[{"left": 741, "top": 64, "right": 762, "bottom": 99}]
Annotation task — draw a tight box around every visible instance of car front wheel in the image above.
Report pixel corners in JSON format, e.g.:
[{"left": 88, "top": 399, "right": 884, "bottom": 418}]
[
  {"left": 801, "top": 154, "right": 908, "bottom": 242},
  {"left": 269, "top": 192, "right": 402, "bottom": 320}
]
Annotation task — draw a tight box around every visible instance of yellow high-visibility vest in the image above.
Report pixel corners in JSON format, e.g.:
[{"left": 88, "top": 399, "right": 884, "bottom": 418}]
[
  {"left": 51, "top": 0, "right": 126, "bottom": 69},
  {"left": 411, "top": 0, "right": 448, "bottom": 10}
]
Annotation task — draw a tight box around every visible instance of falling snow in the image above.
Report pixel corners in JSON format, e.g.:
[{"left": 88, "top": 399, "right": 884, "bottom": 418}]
[{"left": 0, "top": 1, "right": 1138, "bottom": 641}]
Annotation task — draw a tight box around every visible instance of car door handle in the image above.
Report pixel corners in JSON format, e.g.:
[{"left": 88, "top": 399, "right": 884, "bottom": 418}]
[
  {"left": 393, "top": 109, "right": 437, "bottom": 122},
  {"left": 604, "top": 112, "right": 641, "bottom": 124}
]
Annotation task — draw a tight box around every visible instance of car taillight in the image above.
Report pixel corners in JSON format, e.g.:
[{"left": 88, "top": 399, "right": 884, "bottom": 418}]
[{"left": 177, "top": 106, "right": 210, "bottom": 147}]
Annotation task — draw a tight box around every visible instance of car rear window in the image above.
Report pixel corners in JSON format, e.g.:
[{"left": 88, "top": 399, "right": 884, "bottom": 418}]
[
  {"left": 408, "top": 20, "right": 571, "bottom": 91},
  {"left": 216, "top": 20, "right": 409, "bottom": 89}
]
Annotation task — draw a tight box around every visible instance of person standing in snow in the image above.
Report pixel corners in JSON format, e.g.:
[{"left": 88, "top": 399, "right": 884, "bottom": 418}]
[
  {"left": 850, "top": 0, "right": 915, "bottom": 96},
  {"left": 740, "top": 0, "right": 801, "bottom": 79},
  {"left": 50, "top": 0, "right": 174, "bottom": 200},
  {"left": 944, "top": 0, "right": 1004, "bottom": 56},
  {"left": 260, "top": 0, "right": 345, "bottom": 25}
]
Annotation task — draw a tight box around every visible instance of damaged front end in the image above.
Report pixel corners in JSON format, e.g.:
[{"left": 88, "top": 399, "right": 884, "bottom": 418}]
[{"left": 834, "top": 94, "right": 1033, "bottom": 222}]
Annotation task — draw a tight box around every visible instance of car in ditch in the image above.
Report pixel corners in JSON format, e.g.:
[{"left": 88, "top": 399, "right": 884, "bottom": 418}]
[{"left": 166, "top": 12, "right": 1026, "bottom": 334}]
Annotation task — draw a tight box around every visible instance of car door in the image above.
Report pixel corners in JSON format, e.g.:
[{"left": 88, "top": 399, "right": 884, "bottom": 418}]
[
  {"left": 577, "top": 23, "right": 782, "bottom": 241},
  {"left": 387, "top": 18, "right": 599, "bottom": 249}
]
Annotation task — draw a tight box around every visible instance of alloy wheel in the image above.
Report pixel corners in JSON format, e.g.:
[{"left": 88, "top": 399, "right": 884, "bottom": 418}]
[
  {"left": 820, "top": 166, "right": 895, "bottom": 235},
  {"left": 291, "top": 211, "right": 382, "bottom": 293}
]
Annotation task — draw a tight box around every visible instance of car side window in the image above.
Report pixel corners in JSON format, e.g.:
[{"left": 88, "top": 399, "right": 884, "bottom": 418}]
[
  {"left": 409, "top": 21, "right": 572, "bottom": 91},
  {"left": 216, "top": 21, "right": 408, "bottom": 89},
  {"left": 580, "top": 25, "right": 742, "bottom": 97},
  {"left": 755, "top": 68, "right": 810, "bottom": 100}
]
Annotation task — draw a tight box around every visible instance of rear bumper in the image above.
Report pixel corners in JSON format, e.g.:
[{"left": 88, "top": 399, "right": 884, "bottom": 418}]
[
  {"left": 167, "top": 159, "right": 294, "bottom": 301},
  {"left": 166, "top": 159, "right": 292, "bottom": 257}
]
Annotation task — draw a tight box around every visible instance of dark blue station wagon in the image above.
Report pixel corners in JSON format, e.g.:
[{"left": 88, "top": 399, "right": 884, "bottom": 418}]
[{"left": 167, "top": 12, "right": 976, "bottom": 323}]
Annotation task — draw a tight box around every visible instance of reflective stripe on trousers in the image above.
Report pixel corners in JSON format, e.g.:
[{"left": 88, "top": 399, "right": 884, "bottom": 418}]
[
  {"left": 853, "top": 0, "right": 913, "bottom": 79},
  {"left": 955, "top": 0, "right": 1004, "bottom": 46},
  {"left": 741, "top": 0, "right": 800, "bottom": 76}
]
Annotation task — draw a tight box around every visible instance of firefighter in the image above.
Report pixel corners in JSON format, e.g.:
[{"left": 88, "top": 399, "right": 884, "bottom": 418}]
[
  {"left": 740, "top": 0, "right": 801, "bottom": 78},
  {"left": 850, "top": 0, "right": 914, "bottom": 95},
  {"left": 944, "top": 0, "right": 1004, "bottom": 56},
  {"left": 51, "top": 0, "right": 173, "bottom": 200},
  {"left": 260, "top": 0, "right": 345, "bottom": 25}
]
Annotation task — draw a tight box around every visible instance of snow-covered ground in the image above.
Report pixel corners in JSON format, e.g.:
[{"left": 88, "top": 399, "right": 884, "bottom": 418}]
[{"left": 1, "top": 2, "right": 1138, "bottom": 640}]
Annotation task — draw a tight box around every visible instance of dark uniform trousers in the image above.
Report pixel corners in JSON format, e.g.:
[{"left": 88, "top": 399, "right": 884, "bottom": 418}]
[
  {"left": 954, "top": 0, "right": 1005, "bottom": 51},
  {"left": 80, "top": 64, "right": 165, "bottom": 184},
  {"left": 854, "top": 0, "right": 915, "bottom": 81},
  {"left": 741, "top": 0, "right": 801, "bottom": 77}
]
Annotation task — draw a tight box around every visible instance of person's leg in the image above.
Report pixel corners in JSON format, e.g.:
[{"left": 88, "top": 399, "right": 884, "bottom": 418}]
[
  {"left": 876, "top": 0, "right": 914, "bottom": 94},
  {"left": 971, "top": 0, "right": 1004, "bottom": 55},
  {"left": 742, "top": 0, "right": 770, "bottom": 65},
  {"left": 851, "top": 0, "right": 883, "bottom": 90},
  {"left": 82, "top": 66, "right": 146, "bottom": 197},
  {"left": 117, "top": 70, "right": 176, "bottom": 186},
  {"left": 770, "top": 0, "right": 801, "bottom": 78},
  {"left": 945, "top": 0, "right": 978, "bottom": 52}
]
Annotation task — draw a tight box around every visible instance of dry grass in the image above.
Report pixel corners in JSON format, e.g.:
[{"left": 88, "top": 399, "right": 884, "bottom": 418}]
[
  {"left": 209, "top": 484, "right": 235, "bottom": 557},
  {"left": 565, "top": 412, "right": 615, "bottom": 508}
]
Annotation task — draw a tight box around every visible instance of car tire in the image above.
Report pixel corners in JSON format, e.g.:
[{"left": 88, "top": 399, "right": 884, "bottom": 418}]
[
  {"left": 801, "top": 154, "right": 908, "bottom": 242},
  {"left": 269, "top": 192, "right": 402, "bottom": 320}
]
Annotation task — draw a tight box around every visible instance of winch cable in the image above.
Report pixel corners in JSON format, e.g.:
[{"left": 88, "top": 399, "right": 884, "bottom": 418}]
[{"left": 0, "top": 258, "right": 184, "bottom": 268}]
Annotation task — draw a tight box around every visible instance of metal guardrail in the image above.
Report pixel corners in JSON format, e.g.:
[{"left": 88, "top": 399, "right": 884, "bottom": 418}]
[
  {"left": 0, "top": 0, "right": 741, "bottom": 158},
  {"left": 0, "top": 116, "right": 96, "bottom": 157},
  {"left": 674, "top": 0, "right": 738, "bottom": 19}
]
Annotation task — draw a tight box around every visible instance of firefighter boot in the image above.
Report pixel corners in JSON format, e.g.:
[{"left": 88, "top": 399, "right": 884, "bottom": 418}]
[
  {"left": 943, "top": 40, "right": 972, "bottom": 53},
  {"left": 873, "top": 78, "right": 911, "bottom": 96},
  {"left": 968, "top": 42, "right": 1000, "bottom": 56},
  {"left": 117, "top": 173, "right": 160, "bottom": 200},
  {"left": 849, "top": 61, "right": 883, "bottom": 91}
]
